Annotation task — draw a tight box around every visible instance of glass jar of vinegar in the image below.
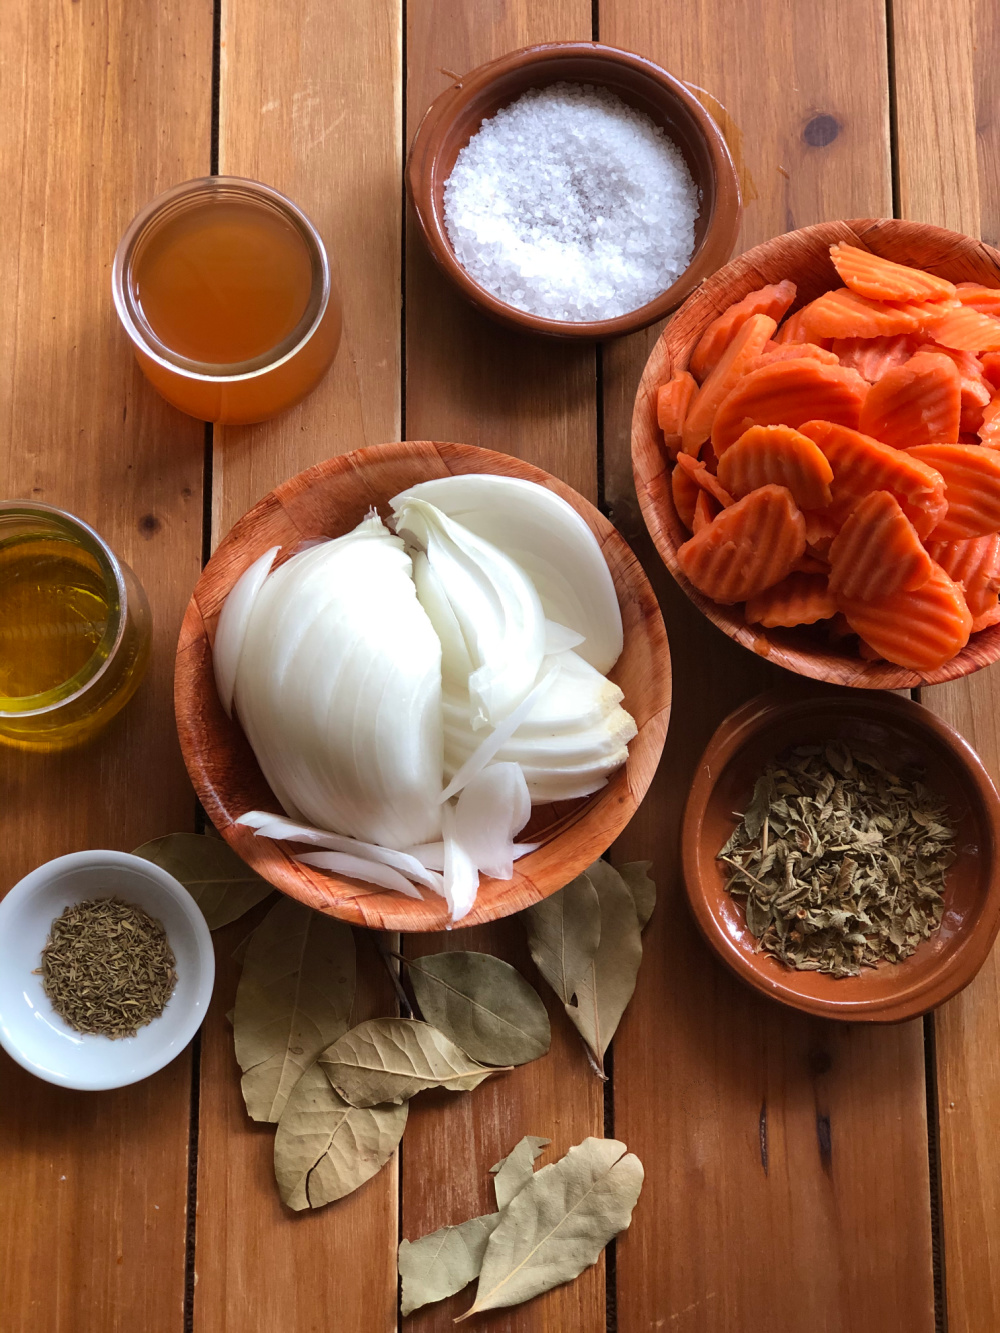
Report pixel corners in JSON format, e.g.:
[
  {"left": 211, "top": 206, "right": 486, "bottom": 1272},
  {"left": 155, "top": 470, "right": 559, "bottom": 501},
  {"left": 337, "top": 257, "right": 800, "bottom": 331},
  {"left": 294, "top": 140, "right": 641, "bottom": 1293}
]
[{"left": 0, "top": 503, "right": 152, "bottom": 751}]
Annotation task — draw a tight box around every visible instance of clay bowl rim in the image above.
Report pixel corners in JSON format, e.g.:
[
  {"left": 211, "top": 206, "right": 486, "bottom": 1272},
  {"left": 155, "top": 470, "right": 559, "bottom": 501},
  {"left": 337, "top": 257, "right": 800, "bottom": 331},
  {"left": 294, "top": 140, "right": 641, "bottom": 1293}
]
[
  {"left": 405, "top": 40, "right": 742, "bottom": 341},
  {"left": 174, "top": 440, "right": 672, "bottom": 932},
  {"left": 681, "top": 689, "right": 1000, "bottom": 1023},
  {"left": 630, "top": 216, "right": 1000, "bottom": 689}
]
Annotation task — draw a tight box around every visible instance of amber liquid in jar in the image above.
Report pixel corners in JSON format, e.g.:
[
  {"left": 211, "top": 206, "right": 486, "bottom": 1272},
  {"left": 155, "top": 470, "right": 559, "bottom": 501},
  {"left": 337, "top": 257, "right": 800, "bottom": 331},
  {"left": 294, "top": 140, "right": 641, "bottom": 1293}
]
[{"left": 114, "top": 179, "right": 341, "bottom": 425}]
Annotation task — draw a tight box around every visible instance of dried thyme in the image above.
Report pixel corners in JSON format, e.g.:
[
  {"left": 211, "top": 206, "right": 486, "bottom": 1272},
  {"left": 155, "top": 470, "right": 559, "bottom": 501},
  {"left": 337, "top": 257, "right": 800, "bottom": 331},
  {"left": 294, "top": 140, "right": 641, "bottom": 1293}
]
[
  {"left": 38, "top": 896, "right": 177, "bottom": 1038},
  {"left": 718, "top": 742, "right": 955, "bottom": 977}
]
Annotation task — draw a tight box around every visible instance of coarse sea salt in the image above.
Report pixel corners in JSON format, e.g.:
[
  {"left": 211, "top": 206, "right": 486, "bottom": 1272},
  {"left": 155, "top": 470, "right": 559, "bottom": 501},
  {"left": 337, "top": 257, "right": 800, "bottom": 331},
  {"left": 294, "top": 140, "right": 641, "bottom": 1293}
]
[{"left": 443, "top": 81, "right": 700, "bottom": 323}]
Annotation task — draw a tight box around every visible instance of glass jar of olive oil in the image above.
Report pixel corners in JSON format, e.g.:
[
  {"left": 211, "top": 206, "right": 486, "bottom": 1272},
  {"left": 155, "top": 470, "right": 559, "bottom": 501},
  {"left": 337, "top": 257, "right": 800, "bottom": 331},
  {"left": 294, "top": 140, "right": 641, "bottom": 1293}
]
[{"left": 0, "top": 503, "right": 152, "bottom": 751}]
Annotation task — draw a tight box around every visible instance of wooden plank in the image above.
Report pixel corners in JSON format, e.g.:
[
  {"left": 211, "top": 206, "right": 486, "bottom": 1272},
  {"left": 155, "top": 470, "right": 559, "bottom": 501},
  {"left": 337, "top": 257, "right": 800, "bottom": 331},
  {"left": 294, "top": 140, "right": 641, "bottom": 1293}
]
[
  {"left": 0, "top": 2, "right": 212, "bottom": 1330},
  {"left": 192, "top": 3, "right": 404, "bottom": 1331},
  {"left": 600, "top": 4, "right": 938, "bottom": 1330},
  {"left": 401, "top": 3, "right": 605, "bottom": 1330},
  {"left": 892, "top": 1, "right": 1000, "bottom": 1326}
]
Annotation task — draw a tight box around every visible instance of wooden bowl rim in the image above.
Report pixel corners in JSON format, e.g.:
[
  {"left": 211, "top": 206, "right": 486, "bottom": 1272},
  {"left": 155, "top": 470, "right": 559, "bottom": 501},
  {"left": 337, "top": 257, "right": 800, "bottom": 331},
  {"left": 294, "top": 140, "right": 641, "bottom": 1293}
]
[
  {"left": 405, "top": 41, "right": 743, "bottom": 340},
  {"left": 175, "top": 440, "right": 671, "bottom": 931},
  {"left": 681, "top": 690, "right": 1000, "bottom": 1022},
  {"left": 630, "top": 216, "right": 1000, "bottom": 688}
]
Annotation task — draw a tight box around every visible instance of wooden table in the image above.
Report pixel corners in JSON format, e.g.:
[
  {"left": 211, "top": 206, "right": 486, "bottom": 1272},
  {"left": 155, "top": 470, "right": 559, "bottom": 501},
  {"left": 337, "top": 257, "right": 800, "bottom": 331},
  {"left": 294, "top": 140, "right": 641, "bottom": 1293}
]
[{"left": 2, "top": 1, "right": 998, "bottom": 1329}]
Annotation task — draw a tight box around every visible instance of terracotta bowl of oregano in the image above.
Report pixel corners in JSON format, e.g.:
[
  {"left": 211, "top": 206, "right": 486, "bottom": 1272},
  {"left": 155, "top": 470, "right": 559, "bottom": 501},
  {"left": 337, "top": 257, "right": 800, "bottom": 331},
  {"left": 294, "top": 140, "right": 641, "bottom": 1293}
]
[{"left": 682, "top": 689, "right": 1000, "bottom": 1022}]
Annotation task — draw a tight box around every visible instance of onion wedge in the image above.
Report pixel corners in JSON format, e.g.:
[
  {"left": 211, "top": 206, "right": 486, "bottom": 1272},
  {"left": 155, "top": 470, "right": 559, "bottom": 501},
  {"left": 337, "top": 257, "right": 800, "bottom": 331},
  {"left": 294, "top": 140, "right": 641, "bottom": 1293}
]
[
  {"left": 454, "top": 762, "right": 531, "bottom": 880},
  {"left": 213, "top": 545, "right": 280, "bottom": 718},
  {"left": 441, "top": 802, "right": 480, "bottom": 922},
  {"left": 295, "top": 851, "right": 426, "bottom": 900}
]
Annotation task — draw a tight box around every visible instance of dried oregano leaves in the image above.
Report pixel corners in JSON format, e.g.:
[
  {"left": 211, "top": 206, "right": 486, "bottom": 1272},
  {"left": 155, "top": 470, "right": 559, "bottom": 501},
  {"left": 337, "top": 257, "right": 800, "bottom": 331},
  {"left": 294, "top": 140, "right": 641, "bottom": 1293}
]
[
  {"left": 133, "top": 832, "right": 273, "bottom": 929},
  {"left": 719, "top": 742, "right": 956, "bottom": 976},
  {"left": 524, "top": 859, "right": 655, "bottom": 1077}
]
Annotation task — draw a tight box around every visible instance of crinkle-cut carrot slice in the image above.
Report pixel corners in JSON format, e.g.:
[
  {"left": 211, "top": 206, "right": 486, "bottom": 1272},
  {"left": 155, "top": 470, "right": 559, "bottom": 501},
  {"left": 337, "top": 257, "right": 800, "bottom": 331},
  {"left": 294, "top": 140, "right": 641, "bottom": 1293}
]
[
  {"left": 828, "top": 490, "right": 933, "bottom": 599},
  {"left": 692, "top": 490, "right": 719, "bottom": 533},
  {"left": 745, "top": 572, "right": 837, "bottom": 627},
  {"left": 671, "top": 459, "right": 700, "bottom": 530},
  {"left": 979, "top": 397, "right": 1000, "bottom": 448},
  {"left": 930, "top": 306, "right": 1000, "bottom": 353},
  {"left": 857, "top": 638, "right": 884, "bottom": 661},
  {"left": 839, "top": 562, "right": 972, "bottom": 670},
  {"left": 676, "top": 484, "right": 806, "bottom": 604},
  {"left": 711, "top": 360, "right": 868, "bottom": 455},
  {"left": 833, "top": 334, "right": 921, "bottom": 382},
  {"left": 955, "top": 282, "right": 1000, "bottom": 315},
  {"left": 657, "top": 371, "right": 698, "bottom": 456},
  {"left": 914, "top": 342, "right": 992, "bottom": 430},
  {"left": 980, "top": 353, "right": 1000, "bottom": 391},
  {"left": 688, "top": 281, "right": 797, "bottom": 382},
  {"left": 925, "top": 533, "right": 1000, "bottom": 617},
  {"left": 804, "top": 509, "right": 840, "bottom": 558},
  {"left": 908, "top": 443, "right": 1000, "bottom": 539},
  {"left": 798, "top": 287, "right": 925, "bottom": 340},
  {"left": 791, "top": 553, "right": 830, "bottom": 575},
  {"left": 681, "top": 313, "right": 778, "bottom": 454},
  {"left": 800, "top": 420, "right": 947, "bottom": 538},
  {"left": 749, "top": 341, "right": 840, "bottom": 372},
  {"left": 972, "top": 603, "right": 1000, "bottom": 632},
  {"left": 674, "top": 451, "right": 735, "bottom": 507},
  {"left": 858, "top": 350, "right": 962, "bottom": 448},
  {"left": 829, "top": 243, "right": 957, "bottom": 303},
  {"left": 773, "top": 308, "right": 832, "bottom": 347},
  {"left": 716, "top": 424, "right": 833, "bottom": 509}
]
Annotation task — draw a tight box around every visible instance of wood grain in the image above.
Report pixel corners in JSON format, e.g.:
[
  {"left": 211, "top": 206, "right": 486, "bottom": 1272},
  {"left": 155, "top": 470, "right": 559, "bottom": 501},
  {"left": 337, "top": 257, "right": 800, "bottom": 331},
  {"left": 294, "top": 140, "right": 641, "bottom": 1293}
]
[
  {"left": 193, "top": 2, "right": 404, "bottom": 1329},
  {"left": 601, "top": 3, "right": 936, "bottom": 1329},
  {"left": 401, "top": 3, "right": 607, "bottom": 1330},
  {"left": 0, "top": 3, "right": 211, "bottom": 1331},
  {"left": 892, "top": 1, "right": 1000, "bottom": 1326}
]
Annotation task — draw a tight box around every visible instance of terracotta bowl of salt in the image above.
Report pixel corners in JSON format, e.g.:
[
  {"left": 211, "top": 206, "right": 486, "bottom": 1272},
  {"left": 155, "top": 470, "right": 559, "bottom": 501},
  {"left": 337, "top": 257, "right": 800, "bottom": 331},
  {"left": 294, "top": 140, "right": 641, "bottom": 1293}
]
[
  {"left": 174, "top": 441, "right": 671, "bottom": 932},
  {"left": 682, "top": 690, "right": 1000, "bottom": 1022},
  {"left": 406, "top": 41, "right": 742, "bottom": 340}
]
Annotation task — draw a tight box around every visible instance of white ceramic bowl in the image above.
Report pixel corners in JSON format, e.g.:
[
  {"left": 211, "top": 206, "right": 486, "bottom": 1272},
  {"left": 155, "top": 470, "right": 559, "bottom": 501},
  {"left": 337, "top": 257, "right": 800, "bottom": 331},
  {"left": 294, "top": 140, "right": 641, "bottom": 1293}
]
[{"left": 0, "top": 850, "right": 215, "bottom": 1090}]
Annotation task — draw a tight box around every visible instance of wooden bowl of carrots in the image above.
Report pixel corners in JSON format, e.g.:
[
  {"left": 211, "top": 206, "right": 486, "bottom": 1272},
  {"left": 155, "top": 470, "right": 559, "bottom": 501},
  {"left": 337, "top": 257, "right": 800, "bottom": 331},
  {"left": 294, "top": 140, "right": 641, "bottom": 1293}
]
[{"left": 631, "top": 218, "right": 1000, "bottom": 687}]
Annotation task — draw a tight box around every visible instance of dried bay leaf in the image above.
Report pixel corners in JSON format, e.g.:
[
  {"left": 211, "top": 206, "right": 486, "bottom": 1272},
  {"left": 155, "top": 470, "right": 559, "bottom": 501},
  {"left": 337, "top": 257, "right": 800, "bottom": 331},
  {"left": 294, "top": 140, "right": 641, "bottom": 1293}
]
[
  {"left": 234, "top": 897, "right": 355, "bottom": 1122},
  {"left": 458, "top": 1137, "right": 644, "bottom": 1319},
  {"left": 523, "top": 872, "right": 602, "bottom": 1006},
  {"left": 318, "top": 1017, "right": 506, "bottom": 1107},
  {"left": 617, "top": 860, "right": 656, "bottom": 930},
  {"left": 273, "top": 1062, "right": 406, "bottom": 1211},
  {"left": 405, "top": 951, "right": 550, "bottom": 1067},
  {"left": 399, "top": 1134, "right": 549, "bottom": 1316},
  {"left": 490, "top": 1135, "right": 550, "bottom": 1210},
  {"left": 133, "top": 832, "right": 273, "bottom": 929}
]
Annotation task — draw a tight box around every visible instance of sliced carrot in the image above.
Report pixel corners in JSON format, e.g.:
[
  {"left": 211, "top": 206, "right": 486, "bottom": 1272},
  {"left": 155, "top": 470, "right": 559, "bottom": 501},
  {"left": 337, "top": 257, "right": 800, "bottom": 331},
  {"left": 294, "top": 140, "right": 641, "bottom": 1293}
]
[
  {"left": 980, "top": 397, "right": 1000, "bottom": 448},
  {"left": 692, "top": 490, "right": 719, "bottom": 533},
  {"left": 711, "top": 360, "right": 868, "bottom": 454},
  {"left": 829, "top": 243, "right": 957, "bottom": 303},
  {"left": 980, "top": 353, "right": 1000, "bottom": 391},
  {"left": 955, "top": 282, "right": 1000, "bottom": 315},
  {"left": 925, "top": 533, "right": 1000, "bottom": 617},
  {"left": 681, "top": 313, "right": 778, "bottom": 454},
  {"left": 798, "top": 287, "right": 925, "bottom": 340},
  {"left": 674, "top": 451, "right": 735, "bottom": 507},
  {"left": 800, "top": 420, "right": 947, "bottom": 538},
  {"left": 833, "top": 334, "right": 920, "bottom": 382},
  {"left": 671, "top": 460, "right": 700, "bottom": 530},
  {"left": 827, "top": 491, "right": 933, "bottom": 599},
  {"left": 773, "top": 308, "right": 831, "bottom": 347},
  {"left": 716, "top": 424, "right": 833, "bottom": 509},
  {"left": 745, "top": 572, "right": 837, "bottom": 627},
  {"left": 749, "top": 341, "right": 841, "bottom": 372},
  {"left": 676, "top": 484, "right": 806, "bottom": 604},
  {"left": 907, "top": 443, "right": 1000, "bottom": 539},
  {"left": 688, "top": 280, "right": 797, "bottom": 381},
  {"left": 804, "top": 509, "right": 840, "bottom": 558},
  {"left": 838, "top": 563, "right": 972, "bottom": 671},
  {"left": 913, "top": 342, "right": 992, "bottom": 431},
  {"left": 656, "top": 371, "right": 698, "bottom": 456},
  {"left": 930, "top": 306, "right": 1000, "bottom": 353},
  {"left": 858, "top": 350, "right": 962, "bottom": 448},
  {"left": 972, "top": 603, "right": 1000, "bottom": 632}
]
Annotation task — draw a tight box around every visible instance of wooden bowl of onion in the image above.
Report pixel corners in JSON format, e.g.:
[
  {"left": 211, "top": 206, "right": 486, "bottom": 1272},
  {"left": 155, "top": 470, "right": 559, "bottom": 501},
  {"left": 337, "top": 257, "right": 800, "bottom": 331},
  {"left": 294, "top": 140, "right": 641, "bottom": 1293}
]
[
  {"left": 632, "top": 218, "right": 1000, "bottom": 687},
  {"left": 175, "top": 442, "right": 671, "bottom": 931}
]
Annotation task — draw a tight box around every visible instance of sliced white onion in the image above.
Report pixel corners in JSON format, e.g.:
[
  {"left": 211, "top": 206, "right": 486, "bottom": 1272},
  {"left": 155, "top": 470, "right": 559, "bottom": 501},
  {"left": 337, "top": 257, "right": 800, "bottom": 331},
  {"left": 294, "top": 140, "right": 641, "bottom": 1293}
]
[
  {"left": 544, "top": 620, "right": 586, "bottom": 655},
  {"left": 236, "top": 810, "right": 444, "bottom": 892},
  {"left": 213, "top": 545, "right": 280, "bottom": 719},
  {"left": 391, "top": 474, "right": 623, "bottom": 673},
  {"left": 295, "top": 851, "right": 426, "bottom": 900},
  {"left": 401, "top": 841, "right": 446, "bottom": 872},
  {"left": 454, "top": 762, "right": 531, "bottom": 880},
  {"left": 441, "top": 802, "right": 479, "bottom": 922},
  {"left": 439, "top": 668, "right": 558, "bottom": 803}
]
